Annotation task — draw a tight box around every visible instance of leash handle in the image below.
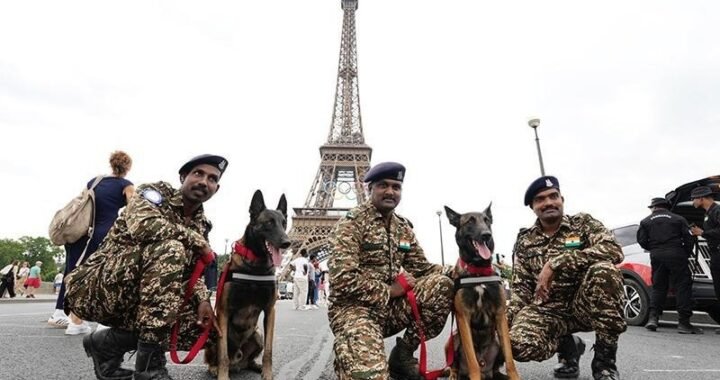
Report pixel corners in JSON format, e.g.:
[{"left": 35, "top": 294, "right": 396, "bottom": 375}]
[
  {"left": 169, "top": 251, "right": 216, "bottom": 364},
  {"left": 396, "top": 273, "right": 448, "bottom": 380}
]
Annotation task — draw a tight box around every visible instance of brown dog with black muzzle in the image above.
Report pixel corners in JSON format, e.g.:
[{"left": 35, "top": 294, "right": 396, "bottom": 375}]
[
  {"left": 444, "top": 204, "right": 520, "bottom": 380},
  {"left": 205, "top": 190, "right": 290, "bottom": 380}
]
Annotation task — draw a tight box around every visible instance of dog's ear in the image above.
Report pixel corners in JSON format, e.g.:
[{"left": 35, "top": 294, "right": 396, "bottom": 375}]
[
  {"left": 277, "top": 194, "right": 288, "bottom": 218},
  {"left": 444, "top": 206, "right": 460, "bottom": 227},
  {"left": 249, "top": 190, "right": 266, "bottom": 219},
  {"left": 484, "top": 202, "right": 493, "bottom": 223}
]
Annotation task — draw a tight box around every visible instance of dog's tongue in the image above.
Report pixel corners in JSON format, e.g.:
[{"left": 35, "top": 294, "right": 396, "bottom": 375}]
[
  {"left": 265, "top": 242, "right": 284, "bottom": 267},
  {"left": 472, "top": 241, "right": 493, "bottom": 260}
]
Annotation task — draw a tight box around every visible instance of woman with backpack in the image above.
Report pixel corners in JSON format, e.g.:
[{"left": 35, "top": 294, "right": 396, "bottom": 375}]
[{"left": 48, "top": 151, "right": 134, "bottom": 335}]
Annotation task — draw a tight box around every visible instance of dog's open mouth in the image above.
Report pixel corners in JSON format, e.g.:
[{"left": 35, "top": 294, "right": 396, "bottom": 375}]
[
  {"left": 472, "top": 240, "right": 493, "bottom": 260},
  {"left": 265, "top": 241, "right": 284, "bottom": 267}
]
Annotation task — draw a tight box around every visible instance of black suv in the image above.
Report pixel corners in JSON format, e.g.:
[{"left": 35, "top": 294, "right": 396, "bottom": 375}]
[{"left": 615, "top": 176, "right": 720, "bottom": 326}]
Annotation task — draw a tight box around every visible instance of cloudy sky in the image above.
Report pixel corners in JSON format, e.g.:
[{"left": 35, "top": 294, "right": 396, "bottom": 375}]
[{"left": 1, "top": 1, "right": 718, "bottom": 265}]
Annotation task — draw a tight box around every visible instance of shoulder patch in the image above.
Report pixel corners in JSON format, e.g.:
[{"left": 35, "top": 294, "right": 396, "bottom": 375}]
[{"left": 142, "top": 189, "right": 164, "bottom": 206}]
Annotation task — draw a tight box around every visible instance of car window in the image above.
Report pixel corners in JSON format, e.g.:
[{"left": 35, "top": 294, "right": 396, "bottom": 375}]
[{"left": 612, "top": 225, "right": 639, "bottom": 247}]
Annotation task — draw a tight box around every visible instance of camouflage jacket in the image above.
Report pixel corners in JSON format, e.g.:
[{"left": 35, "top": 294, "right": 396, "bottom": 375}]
[
  {"left": 508, "top": 213, "right": 623, "bottom": 322},
  {"left": 79, "top": 181, "right": 212, "bottom": 303},
  {"left": 328, "top": 201, "right": 450, "bottom": 308}
]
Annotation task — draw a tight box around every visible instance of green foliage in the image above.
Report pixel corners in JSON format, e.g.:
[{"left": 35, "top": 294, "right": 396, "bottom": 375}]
[
  {"left": 0, "top": 236, "right": 64, "bottom": 281},
  {"left": 0, "top": 238, "right": 24, "bottom": 266}
]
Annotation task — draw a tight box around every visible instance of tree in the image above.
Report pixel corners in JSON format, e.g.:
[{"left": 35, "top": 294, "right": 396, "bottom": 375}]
[
  {"left": 0, "top": 238, "right": 25, "bottom": 266},
  {"left": 18, "top": 236, "right": 64, "bottom": 281}
]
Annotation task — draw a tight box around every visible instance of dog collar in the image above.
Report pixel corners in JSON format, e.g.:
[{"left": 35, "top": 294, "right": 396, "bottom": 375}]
[
  {"left": 233, "top": 241, "right": 260, "bottom": 262},
  {"left": 457, "top": 258, "right": 496, "bottom": 277}
]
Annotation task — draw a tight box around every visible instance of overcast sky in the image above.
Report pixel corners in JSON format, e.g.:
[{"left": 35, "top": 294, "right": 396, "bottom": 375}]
[{"left": 1, "top": 1, "right": 718, "bottom": 265}]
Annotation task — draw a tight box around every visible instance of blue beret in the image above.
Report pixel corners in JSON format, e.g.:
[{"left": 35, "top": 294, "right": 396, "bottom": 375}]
[
  {"left": 524, "top": 175, "right": 560, "bottom": 206},
  {"left": 364, "top": 162, "right": 406, "bottom": 183},
  {"left": 179, "top": 154, "right": 228, "bottom": 177},
  {"left": 690, "top": 186, "right": 714, "bottom": 199}
]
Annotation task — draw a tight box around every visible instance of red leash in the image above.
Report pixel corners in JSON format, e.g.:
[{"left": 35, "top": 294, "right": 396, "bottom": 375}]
[
  {"left": 169, "top": 251, "right": 217, "bottom": 364},
  {"left": 396, "top": 273, "right": 451, "bottom": 380},
  {"left": 169, "top": 241, "right": 257, "bottom": 364}
]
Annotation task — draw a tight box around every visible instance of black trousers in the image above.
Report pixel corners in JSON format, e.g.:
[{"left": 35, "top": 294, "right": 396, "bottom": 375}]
[
  {"left": 711, "top": 252, "right": 720, "bottom": 304},
  {"left": 0, "top": 277, "right": 16, "bottom": 298},
  {"left": 649, "top": 255, "right": 693, "bottom": 322}
]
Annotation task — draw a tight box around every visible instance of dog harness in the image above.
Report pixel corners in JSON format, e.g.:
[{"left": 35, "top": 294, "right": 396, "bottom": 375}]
[{"left": 227, "top": 241, "right": 277, "bottom": 284}]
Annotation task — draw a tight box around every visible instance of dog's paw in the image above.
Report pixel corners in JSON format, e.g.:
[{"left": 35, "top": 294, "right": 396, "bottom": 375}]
[{"left": 261, "top": 372, "right": 273, "bottom": 380}]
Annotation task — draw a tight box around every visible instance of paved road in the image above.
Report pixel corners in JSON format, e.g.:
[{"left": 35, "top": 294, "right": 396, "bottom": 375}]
[{"left": 1, "top": 299, "right": 720, "bottom": 379}]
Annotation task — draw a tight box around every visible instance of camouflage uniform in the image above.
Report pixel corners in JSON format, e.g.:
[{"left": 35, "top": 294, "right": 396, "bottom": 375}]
[
  {"left": 65, "top": 181, "right": 211, "bottom": 349},
  {"left": 508, "top": 213, "right": 626, "bottom": 362},
  {"left": 328, "top": 201, "right": 454, "bottom": 380}
]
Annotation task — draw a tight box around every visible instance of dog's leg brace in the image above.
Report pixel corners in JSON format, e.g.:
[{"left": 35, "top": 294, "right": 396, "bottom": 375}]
[
  {"left": 496, "top": 290, "right": 521, "bottom": 380},
  {"left": 455, "top": 292, "right": 482, "bottom": 380},
  {"left": 261, "top": 297, "right": 277, "bottom": 380},
  {"left": 217, "top": 283, "right": 231, "bottom": 380}
]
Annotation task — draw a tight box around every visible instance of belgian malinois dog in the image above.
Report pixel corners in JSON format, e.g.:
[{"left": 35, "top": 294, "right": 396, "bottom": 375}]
[
  {"left": 444, "top": 204, "right": 520, "bottom": 380},
  {"left": 205, "top": 190, "right": 290, "bottom": 380}
]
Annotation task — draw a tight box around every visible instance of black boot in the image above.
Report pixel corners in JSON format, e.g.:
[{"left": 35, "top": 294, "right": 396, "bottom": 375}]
[
  {"left": 644, "top": 315, "right": 658, "bottom": 331},
  {"left": 591, "top": 342, "right": 620, "bottom": 380},
  {"left": 82, "top": 328, "right": 136, "bottom": 380},
  {"left": 133, "top": 342, "right": 173, "bottom": 380},
  {"left": 388, "top": 337, "right": 422, "bottom": 380},
  {"left": 677, "top": 321, "right": 703, "bottom": 334},
  {"left": 554, "top": 335, "right": 585, "bottom": 379}
]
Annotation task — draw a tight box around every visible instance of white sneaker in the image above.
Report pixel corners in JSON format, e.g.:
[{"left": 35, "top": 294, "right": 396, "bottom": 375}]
[
  {"left": 65, "top": 321, "right": 92, "bottom": 335},
  {"left": 48, "top": 309, "right": 70, "bottom": 328},
  {"left": 310, "top": 305, "right": 319, "bottom": 310}
]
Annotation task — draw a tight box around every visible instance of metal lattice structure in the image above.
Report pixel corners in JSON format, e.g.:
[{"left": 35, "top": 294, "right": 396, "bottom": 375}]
[{"left": 285, "top": 0, "right": 372, "bottom": 269}]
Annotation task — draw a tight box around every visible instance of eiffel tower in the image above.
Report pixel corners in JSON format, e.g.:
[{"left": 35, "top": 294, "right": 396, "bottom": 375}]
[{"left": 287, "top": 0, "right": 371, "bottom": 264}]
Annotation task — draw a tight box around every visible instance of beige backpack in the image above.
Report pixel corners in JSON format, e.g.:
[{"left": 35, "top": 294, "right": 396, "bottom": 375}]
[{"left": 48, "top": 175, "right": 105, "bottom": 246}]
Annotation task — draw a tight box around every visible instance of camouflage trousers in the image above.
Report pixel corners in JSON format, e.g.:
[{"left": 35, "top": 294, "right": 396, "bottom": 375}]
[
  {"left": 510, "top": 262, "right": 627, "bottom": 362},
  {"left": 65, "top": 240, "right": 203, "bottom": 349},
  {"left": 328, "top": 273, "right": 454, "bottom": 380}
]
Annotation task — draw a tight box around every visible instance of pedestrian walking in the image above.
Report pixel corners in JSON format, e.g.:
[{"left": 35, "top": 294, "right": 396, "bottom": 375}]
[
  {"left": 15, "top": 261, "right": 29, "bottom": 296},
  {"left": 0, "top": 260, "right": 19, "bottom": 298},
  {"left": 290, "top": 249, "right": 310, "bottom": 311},
  {"left": 49, "top": 150, "right": 135, "bottom": 336},
  {"left": 24, "top": 261, "right": 43, "bottom": 298}
]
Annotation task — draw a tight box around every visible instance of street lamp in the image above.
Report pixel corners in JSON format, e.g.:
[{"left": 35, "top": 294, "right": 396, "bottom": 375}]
[
  {"left": 436, "top": 211, "right": 445, "bottom": 266},
  {"left": 528, "top": 118, "right": 546, "bottom": 176},
  {"left": 224, "top": 238, "right": 229, "bottom": 255}
]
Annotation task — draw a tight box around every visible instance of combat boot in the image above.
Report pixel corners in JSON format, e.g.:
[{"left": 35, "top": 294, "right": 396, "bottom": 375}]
[
  {"left": 82, "top": 327, "right": 137, "bottom": 380},
  {"left": 644, "top": 315, "right": 658, "bottom": 331},
  {"left": 554, "top": 334, "right": 585, "bottom": 378},
  {"left": 591, "top": 342, "right": 620, "bottom": 380},
  {"left": 388, "top": 337, "right": 422, "bottom": 380},
  {"left": 677, "top": 321, "right": 703, "bottom": 334},
  {"left": 133, "top": 342, "right": 173, "bottom": 380}
]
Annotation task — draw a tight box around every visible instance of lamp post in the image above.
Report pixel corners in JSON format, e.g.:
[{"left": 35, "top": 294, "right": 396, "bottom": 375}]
[
  {"left": 528, "top": 118, "right": 546, "bottom": 176},
  {"left": 436, "top": 211, "right": 445, "bottom": 266},
  {"left": 224, "top": 238, "right": 229, "bottom": 255}
]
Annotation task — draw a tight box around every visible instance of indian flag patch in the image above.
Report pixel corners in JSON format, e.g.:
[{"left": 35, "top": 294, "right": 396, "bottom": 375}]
[
  {"left": 564, "top": 235, "right": 582, "bottom": 248},
  {"left": 399, "top": 240, "right": 411, "bottom": 252}
]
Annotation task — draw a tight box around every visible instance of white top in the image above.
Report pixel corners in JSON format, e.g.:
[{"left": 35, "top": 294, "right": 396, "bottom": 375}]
[{"left": 291, "top": 257, "right": 309, "bottom": 278}]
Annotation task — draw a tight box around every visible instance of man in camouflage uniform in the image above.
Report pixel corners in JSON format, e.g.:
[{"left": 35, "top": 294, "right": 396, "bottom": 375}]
[
  {"left": 65, "top": 154, "right": 227, "bottom": 380},
  {"left": 509, "top": 176, "right": 626, "bottom": 380},
  {"left": 328, "top": 162, "right": 454, "bottom": 380}
]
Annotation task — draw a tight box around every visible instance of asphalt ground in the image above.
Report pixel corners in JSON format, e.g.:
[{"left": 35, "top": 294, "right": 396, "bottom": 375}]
[{"left": 1, "top": 298, "right": 719, "bottom": 379}]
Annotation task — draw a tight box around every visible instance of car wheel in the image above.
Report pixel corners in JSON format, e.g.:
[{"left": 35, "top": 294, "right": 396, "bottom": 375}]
[{"left": 623, "top": 278, "right": 649, "bottom": 326}]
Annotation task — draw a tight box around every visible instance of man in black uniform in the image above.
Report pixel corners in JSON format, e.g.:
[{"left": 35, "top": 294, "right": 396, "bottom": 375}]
[
  {"left": 637, "top": 197, "right": 700, "bottom": 333},
  {"left": 690, "top": 186, "right": 720, "bottom": 334}
]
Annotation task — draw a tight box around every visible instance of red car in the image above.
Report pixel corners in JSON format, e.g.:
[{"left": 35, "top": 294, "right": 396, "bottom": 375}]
[{"left": 615, "top": 176, "right": 720, "bottom": 326}]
